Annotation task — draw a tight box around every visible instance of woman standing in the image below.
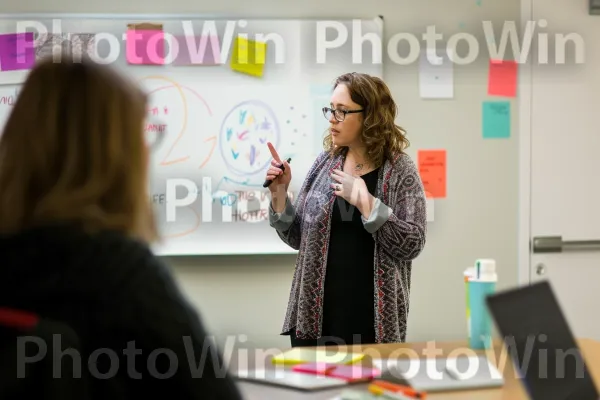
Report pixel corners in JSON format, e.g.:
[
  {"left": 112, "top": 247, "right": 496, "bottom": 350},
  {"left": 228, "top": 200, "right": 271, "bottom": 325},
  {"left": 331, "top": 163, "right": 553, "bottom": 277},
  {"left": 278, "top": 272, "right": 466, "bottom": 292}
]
[{"left": 265, "top": 72, "right": 427, "bottom": 346}]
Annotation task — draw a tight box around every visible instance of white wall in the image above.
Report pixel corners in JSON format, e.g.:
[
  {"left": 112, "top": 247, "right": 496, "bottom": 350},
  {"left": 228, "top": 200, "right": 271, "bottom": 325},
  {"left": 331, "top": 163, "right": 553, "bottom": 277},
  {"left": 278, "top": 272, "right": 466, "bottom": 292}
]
[{"left": 0, "top": 0, "right": 522, "bottom": 350}]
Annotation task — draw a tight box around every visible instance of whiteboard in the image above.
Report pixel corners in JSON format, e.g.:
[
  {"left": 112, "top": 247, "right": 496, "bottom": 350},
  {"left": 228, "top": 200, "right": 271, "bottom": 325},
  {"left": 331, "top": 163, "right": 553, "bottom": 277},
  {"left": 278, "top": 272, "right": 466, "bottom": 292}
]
[{"left": 0, "top": 14, "right": 383, "bottom": 255}]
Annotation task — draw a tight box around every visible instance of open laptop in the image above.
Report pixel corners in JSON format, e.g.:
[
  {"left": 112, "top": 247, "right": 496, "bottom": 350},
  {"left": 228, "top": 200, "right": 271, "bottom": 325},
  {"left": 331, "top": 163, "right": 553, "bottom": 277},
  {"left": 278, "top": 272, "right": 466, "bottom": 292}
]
[{"left": 486, "top": 280, "right": 600, "bottom": 400}]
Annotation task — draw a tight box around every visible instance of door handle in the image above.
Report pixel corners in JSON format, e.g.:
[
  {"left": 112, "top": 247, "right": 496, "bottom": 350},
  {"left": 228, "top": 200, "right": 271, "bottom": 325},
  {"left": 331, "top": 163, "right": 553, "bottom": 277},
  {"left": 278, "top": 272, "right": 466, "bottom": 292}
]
[{"left": 532, "top": 236, "right": 600, "bottom": 253}]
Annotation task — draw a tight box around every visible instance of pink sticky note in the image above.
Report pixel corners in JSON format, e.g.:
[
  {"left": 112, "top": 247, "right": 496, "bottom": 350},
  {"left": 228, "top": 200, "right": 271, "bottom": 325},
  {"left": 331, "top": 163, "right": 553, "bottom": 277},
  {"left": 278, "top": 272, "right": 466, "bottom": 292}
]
[
  {"left": 126, "top": 29, "right": 165, "bottom": 65},
  {"left": 0, "top": 32, "right": 35, "bottom": 71},
  {"left": 292, "top": 363, "right": 336, "bottom": 375},
  {"left": 328, "top": 365, "right": 381, "bottom": 382},
  {"left": 172, "top": 35, "right": 221, "bottom": 65},
  {"left": 488, "top": 59, "right": 518, "bottom": 97}
]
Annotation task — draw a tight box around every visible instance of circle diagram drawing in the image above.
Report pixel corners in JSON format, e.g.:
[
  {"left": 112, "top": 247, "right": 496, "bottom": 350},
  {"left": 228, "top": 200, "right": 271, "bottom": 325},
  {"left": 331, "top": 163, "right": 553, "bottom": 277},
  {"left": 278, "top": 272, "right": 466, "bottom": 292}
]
[{"left": 219, "top": 100, "right": 280, "bottom": 176}]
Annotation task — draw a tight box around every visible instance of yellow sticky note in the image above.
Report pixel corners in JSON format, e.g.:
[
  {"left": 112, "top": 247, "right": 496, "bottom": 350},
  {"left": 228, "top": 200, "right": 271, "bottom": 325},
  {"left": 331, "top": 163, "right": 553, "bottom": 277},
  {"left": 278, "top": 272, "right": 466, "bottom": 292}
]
[
  {"left": 230, "top": 36, "right": 267, "bottom": 77},
  {"left": 271, "top": 348, "right": 365, "bottom": 366}
]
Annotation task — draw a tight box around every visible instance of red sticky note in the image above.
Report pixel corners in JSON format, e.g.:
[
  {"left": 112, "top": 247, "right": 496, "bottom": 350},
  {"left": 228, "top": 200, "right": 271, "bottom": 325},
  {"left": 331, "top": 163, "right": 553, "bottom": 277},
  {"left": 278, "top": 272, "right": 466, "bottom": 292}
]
[
  {"left": 126, "top": 29, "right": 165, "bottom": 65},
  {"left": 488, "top": 59, "right": 517, "bottom": 97},
  {"left": 418, "top": 150, "right": 446, "bottom": 198}
]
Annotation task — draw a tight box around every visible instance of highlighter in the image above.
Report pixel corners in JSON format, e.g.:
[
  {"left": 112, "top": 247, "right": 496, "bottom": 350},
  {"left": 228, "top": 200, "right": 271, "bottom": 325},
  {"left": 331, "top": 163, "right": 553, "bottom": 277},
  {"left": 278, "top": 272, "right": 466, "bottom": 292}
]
[
  {"left": 368, "top": 384, "right": 412, "bottom": 399},
  {"left": 372, "top": 380, "right": 426, "bottom": 399}
]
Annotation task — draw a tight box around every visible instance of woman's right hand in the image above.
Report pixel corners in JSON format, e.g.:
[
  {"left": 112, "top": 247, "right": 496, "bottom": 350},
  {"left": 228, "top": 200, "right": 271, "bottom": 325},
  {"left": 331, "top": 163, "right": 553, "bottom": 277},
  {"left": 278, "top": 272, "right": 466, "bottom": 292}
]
[{"left": 265, "top": 142, "right": 292, "bottom": 194}]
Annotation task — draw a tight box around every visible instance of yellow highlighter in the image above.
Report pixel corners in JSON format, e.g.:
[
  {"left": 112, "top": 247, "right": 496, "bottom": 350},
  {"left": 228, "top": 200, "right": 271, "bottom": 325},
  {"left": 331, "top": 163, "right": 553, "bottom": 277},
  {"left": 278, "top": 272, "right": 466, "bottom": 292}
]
[{"left": 368, "top": 384, "right": 413, "bottom": 400}]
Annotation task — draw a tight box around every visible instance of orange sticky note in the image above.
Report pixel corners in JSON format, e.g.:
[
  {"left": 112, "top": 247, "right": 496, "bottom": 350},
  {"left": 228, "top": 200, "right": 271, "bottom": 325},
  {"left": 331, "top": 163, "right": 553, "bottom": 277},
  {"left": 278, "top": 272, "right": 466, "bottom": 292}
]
[
  {"left": 418, "top": 150, "right": 446, "bottom": 198},
  {"left": 488, "top": 59, "right": 517, "bottom": 97}
]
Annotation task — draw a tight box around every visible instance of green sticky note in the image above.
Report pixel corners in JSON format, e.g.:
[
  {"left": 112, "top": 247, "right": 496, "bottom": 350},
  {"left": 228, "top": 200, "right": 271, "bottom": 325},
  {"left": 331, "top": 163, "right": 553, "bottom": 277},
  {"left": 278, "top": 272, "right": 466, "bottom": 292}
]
[{"left": 482, "top": 101, "right": 510, "bottom": 138}]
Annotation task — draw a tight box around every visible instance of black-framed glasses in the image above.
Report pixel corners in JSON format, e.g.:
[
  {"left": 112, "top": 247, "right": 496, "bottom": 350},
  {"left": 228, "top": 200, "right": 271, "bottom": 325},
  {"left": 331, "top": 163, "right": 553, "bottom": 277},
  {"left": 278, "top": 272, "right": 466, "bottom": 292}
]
[{"left": 322, "top": 106, "right": 363, "bottom": 122}]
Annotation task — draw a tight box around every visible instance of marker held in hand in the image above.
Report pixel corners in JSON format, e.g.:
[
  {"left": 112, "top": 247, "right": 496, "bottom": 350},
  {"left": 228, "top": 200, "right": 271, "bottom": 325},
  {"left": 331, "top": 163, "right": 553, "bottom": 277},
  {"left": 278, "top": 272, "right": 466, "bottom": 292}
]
[{"left": 263, "top": 157, "right": 292, "bottom": 188}]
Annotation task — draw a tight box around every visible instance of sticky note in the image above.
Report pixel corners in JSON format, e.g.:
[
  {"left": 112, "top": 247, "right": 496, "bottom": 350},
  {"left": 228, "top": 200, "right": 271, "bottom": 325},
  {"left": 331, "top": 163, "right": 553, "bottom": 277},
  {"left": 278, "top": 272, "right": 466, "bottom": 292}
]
[
  {"left": 488, "top": 60, "right": 517, "bottom": 97},
  {"left": 230, "top": 36, "right": 267, "bottom": 77},
  {"left": 482, "top": 101, "right": 510, "bottom": 138},
  {"left": 419, "top": 48, "right": 453, "bottom": 98},
  {"left": 271, "top": 348, "right": 365, "bottom": 365},
  {"left": 0, "top": 32, "right": 35, "bottom": 71},
  {"left": 418, "top": 150, "right": 446, "bottom": 199},
  {"left": 172, "top": 35, "right": 220, "bottom": 65},
  {"left": 126, "top": 29, "right": 165, "bottom": 65}
]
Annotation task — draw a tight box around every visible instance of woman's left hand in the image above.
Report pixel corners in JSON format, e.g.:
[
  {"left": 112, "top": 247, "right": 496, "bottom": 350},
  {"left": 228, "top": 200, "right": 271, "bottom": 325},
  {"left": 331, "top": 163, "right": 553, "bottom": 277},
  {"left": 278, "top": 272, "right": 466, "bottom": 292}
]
[{"left": 331, "top": 169, "right": 369, "bottom": 207}]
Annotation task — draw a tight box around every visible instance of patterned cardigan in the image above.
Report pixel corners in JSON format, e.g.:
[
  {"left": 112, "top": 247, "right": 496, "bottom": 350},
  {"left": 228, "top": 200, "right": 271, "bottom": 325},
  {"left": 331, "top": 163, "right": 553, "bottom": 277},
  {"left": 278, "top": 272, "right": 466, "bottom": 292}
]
[{"left": 268, "top": 150, "right": 427, "bottom": 343}]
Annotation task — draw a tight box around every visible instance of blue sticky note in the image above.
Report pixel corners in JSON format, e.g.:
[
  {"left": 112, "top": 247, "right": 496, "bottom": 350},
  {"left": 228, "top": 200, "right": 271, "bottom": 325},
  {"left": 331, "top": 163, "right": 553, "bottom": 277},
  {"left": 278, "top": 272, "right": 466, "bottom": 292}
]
[{"left": 482, "top": 101, "right": 510, "bottom": 138}]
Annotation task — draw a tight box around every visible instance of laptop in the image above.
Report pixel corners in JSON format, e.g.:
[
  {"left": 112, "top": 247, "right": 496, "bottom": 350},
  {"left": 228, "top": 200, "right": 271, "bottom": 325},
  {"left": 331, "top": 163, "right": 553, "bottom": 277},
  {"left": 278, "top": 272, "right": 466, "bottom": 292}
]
[{"left": 486, "top": 280, "right": 600, "bottom": 400}]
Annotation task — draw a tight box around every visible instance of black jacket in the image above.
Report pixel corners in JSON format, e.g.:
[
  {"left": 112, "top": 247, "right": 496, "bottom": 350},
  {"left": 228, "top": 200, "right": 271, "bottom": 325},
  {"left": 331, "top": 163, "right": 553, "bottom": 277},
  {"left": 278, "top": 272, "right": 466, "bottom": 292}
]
[{"left": 0, "top": 223, "right": 243, "bottom": 400}]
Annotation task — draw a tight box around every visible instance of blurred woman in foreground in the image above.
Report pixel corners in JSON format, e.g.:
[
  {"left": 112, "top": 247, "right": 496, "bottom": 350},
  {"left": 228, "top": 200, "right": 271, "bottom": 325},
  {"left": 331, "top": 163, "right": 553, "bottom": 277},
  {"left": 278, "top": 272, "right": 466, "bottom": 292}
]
[{"left": 0, "top": 56, "right": 242, "bottom": 399}]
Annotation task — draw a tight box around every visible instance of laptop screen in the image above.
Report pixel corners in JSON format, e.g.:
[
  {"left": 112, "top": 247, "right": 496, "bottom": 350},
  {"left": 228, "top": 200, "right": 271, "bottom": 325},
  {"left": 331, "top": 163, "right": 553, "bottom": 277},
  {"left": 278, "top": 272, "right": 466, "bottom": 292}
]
[{"left": 486, "top": 280, "right": 599, "bottom": 400}]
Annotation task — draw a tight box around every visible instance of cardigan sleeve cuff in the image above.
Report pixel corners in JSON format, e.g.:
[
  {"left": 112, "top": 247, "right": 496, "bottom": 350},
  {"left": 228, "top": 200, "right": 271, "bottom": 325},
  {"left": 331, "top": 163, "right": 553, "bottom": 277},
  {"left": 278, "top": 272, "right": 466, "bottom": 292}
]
[
  {"left": 361, "top": 197, "right": 392, "bottom": 233},
  {"left": 269, "top": 196, "right": 295, "bottom": 230}
]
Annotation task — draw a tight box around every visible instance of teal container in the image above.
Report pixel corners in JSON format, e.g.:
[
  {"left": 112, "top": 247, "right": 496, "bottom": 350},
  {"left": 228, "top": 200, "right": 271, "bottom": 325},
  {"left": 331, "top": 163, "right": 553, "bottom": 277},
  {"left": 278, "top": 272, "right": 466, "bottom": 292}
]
[{"left": 468, "top": 259, "right": 497, "bottom": 349}]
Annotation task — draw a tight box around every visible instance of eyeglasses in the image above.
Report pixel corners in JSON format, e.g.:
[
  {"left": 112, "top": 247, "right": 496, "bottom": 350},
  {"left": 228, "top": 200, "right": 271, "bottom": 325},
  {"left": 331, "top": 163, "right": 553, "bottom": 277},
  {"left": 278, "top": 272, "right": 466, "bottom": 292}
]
[{"left": 322, "top": 106, "right": 363, "bottom": 122}]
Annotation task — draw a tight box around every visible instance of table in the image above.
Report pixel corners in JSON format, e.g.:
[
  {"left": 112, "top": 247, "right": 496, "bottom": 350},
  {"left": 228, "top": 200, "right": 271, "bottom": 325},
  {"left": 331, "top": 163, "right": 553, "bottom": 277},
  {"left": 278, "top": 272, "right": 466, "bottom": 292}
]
[{"left": 236, "top": 338, "right": 600, "bottom": 399}]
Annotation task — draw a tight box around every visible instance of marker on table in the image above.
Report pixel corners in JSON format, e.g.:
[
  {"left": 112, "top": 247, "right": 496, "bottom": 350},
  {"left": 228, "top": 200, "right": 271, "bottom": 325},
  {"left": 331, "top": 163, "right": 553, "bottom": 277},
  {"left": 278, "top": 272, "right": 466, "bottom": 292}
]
[
  {"left": 371, "top": 381, "right": 425, "bottom": 399},
  {"left": 263, "top": 158, "right": 291, "bottom": 188},
  {"left": 368, "top": 384, "right": 413, "bottom": 400}
]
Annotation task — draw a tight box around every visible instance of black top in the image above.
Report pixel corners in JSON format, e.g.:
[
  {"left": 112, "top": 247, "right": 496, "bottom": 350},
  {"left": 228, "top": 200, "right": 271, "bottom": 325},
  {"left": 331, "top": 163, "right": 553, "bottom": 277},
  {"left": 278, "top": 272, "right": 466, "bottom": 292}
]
[
  {"left": 322, "top": 167, "right": 380, "bottom": 345},
  {"left": 0, "top": 223, "right": 242, "bottom": 400}
]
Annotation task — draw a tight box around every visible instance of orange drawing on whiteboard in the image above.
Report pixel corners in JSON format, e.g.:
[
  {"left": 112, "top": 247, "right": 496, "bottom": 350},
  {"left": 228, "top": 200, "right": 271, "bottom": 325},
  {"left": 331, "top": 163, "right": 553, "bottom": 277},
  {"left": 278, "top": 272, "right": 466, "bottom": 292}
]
[
  {"left": 140, "top": 75, "right": 214, "bottom": 167},
  {"left": 200, "top": 136, "right": 217, "bottom": 169}
]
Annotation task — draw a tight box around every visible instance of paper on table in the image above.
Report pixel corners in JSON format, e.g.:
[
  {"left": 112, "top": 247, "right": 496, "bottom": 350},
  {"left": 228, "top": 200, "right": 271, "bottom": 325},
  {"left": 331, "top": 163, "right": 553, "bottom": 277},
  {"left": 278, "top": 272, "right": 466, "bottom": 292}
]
[
  {"left": 234, "top": 368, "right": 349, "bottom": 390},
  {"left": 419, "top": 47, "right": 453, "bottom": 99},
  {"left": 372, "top": 355, "right": 504, "bottom": 392},
  {"left": 330, "top": 389, "right": 378, "bottom": 399}
]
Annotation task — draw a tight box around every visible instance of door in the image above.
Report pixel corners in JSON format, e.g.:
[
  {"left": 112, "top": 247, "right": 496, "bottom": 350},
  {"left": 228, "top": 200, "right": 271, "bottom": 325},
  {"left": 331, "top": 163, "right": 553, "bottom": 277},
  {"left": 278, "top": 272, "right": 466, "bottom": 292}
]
[{"left": 529, "top": 0, "right": 600, "bottom": 340}]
